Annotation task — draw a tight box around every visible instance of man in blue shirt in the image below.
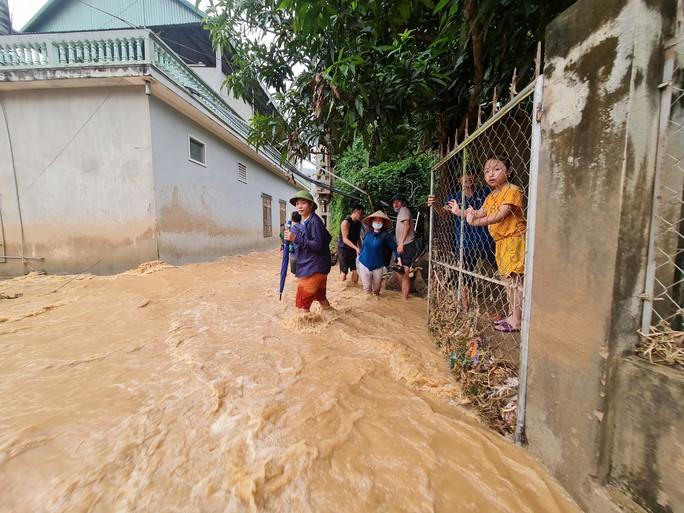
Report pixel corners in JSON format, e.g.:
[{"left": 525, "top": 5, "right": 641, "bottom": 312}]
[{"left": 428, "top": 170, "right": 495, "bottom": 306}]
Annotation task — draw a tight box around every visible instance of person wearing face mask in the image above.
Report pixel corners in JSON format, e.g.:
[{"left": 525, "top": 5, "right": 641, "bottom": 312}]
[{"left": 357, "top": 211, "right": 398, "bottom": 295}]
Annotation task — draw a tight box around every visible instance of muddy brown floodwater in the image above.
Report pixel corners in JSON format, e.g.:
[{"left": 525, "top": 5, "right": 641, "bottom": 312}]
[{"left": 0, "top": 252, "right": 580, "bottom": 513}]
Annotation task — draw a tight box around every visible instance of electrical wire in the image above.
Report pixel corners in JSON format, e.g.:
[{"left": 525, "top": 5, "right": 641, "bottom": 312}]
[
  {"left": 21, "top": 92, "right": 112, "bottom": 196},
  {"left": 0, "top": 95, "right": 26, "bottom": 266},
  {"left": 75, "top": 0, "right": 139, "bottom": 29}
]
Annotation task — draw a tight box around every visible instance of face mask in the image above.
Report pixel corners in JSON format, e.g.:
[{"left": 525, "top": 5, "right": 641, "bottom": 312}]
[{"left": 372, "top": 221, "right": 383, "bottom": 231}]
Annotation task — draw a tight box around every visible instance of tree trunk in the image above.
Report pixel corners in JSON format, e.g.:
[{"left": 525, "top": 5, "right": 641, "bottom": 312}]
[{"left": 460, "top": 0, "right": 485, "bottom": 137}]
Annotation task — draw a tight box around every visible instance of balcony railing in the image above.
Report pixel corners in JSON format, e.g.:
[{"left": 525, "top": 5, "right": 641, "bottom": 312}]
[{"left": 0, "top": 29, "right": 305, "bottom": 183}]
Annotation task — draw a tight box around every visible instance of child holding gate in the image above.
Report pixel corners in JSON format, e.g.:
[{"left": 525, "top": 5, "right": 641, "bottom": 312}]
[{"left": 465, "top": 157, "right": 526, "bottom": 333}]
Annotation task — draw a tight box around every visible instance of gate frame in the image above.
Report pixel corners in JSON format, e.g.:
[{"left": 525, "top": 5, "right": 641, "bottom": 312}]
[{"left": 426, "top": 76, "right": 544, "bottom": 443}]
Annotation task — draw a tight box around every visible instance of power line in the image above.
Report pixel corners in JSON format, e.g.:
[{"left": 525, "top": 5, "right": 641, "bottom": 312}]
[
  {"left": 21, "top": 93, "right": 112, "bottom": 196},
  {"left": 75, "top": 0, "right": 139, "bottom": 29}
]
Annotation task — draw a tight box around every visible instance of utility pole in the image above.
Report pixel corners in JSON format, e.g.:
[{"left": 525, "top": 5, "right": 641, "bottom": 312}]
[{"left": 0, "top": 0, "right": 12, "bottom": 35}]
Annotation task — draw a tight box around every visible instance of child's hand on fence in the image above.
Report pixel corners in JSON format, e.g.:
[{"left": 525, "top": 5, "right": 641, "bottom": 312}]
[
  {"left": 427, "top": 195, "right": 437, "bottom": 208},
  {"left": 465, "top": 207, "right": 476, "bottom": 225},
  {"left": 447, "top": 199, "right": 460, "bottom": 215}
]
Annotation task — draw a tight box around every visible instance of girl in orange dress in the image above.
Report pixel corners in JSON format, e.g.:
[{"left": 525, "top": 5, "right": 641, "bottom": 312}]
[{"left": 465, "top": 158, "right": 526, "bottom": 332}]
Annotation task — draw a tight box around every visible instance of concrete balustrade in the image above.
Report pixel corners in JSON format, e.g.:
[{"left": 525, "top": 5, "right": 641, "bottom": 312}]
[{"left": 0, "top": 29, "right": 300, "bottom": 177}]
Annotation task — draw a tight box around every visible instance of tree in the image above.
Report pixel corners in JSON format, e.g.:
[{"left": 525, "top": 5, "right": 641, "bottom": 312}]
[
  {"left": 329, "top": 138, "right": 433, "bottom": 240},
  {"left": 200, "top": 0, "right": 574, "bottom": 162}
]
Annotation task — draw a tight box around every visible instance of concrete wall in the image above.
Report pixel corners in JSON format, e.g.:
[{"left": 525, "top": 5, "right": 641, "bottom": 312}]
[
  {"left": 0, "top": 86, "right": 158, "bottom": 275},
  {"left": 525, "top": 0, "right": 680, "bottom": 512},
  {"left": 148, "top": 96, "right": 298, "bottom": 264},
  {"left": 609, "top": 357, "right": 684, "bottom": 513}
]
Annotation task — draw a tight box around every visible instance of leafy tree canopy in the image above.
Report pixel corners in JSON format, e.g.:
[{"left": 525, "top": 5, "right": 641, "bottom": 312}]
[
  {"left": 328, "top": 138, "right": 433, "bottom": 240},
  {"left": 201, "top": 0, "right": 573, "bottom": 163}
]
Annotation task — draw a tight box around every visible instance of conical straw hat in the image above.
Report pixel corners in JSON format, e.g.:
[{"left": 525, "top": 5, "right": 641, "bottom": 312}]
[{"left": 363, "top": 210, "right": 393, "bottom": 230}]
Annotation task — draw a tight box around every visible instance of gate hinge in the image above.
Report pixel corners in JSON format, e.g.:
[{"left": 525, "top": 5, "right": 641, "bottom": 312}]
[{"left": 535, "top": 104, "right": 543, "bottom": 123}]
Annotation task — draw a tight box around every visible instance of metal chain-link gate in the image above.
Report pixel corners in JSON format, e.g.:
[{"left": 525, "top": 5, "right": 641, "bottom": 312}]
[
  {"left": 642, "top": 8, "right": 684, "bottom": 334},
  {"left": 428, "top": 77, "right": 543, "bottom": 439}
]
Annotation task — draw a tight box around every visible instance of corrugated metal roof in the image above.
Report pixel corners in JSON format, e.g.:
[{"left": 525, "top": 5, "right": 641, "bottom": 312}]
[{"left": 22, "top": 0, "right": 203, "bottom": 33}]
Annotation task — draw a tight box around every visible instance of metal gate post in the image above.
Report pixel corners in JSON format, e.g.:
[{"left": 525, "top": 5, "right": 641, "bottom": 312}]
[
  {"left": 515, "top": 75, "right": 544, "bottom": 444},
  {"left": 427, "top": 165, "right": 435, "bottom": 320}
]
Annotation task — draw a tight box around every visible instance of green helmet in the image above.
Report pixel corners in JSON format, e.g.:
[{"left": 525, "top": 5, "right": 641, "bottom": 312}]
[{"left": 289, "top": 190, "right": 318, "bottom": 209}]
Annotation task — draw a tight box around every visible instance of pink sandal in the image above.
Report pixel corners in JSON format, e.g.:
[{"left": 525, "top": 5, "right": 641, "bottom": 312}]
[{"left": 494, "top": 321, "right": 520, "bottom": 333}]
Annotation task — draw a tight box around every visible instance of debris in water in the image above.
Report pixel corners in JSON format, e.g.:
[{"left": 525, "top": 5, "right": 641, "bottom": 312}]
[{"left": 0, "top": 293, "right": 23, "bottom": 300}]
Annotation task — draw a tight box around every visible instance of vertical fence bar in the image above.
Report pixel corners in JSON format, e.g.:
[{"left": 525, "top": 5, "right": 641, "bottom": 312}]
[
  {"left": 641, "top": 45, "right": 677, "bottom": 333},
  {"left": 515, "top": 75, "right": 544, "bottom": 444},
  {"left": 457, "top": 147, "right": 467, "bottom": 307},
  {"left": 428, "top": 166, "right": 435, "bottom": 320}
]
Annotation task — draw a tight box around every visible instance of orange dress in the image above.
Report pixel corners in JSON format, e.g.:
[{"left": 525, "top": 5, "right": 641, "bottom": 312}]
[{"left": 482, "top": 183, "right": 527, "bottom": 277}]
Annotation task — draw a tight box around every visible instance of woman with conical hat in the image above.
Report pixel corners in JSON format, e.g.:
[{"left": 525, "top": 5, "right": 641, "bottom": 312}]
[
  {"left": 357, "top": 210, "right": 398, "bottom": 295},
  {"left": 284, "top": 191, "right": 333, "bottom": 311}
]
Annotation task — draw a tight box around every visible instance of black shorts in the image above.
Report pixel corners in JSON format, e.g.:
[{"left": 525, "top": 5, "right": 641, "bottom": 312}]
[
  {"left": 398, "top": 240, "right": 419, "bottom": 267},
  {"left": 338, "top": 248, "right": 358, "bottom": 274}
]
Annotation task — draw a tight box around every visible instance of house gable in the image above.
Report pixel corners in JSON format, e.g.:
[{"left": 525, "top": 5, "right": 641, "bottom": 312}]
[{"left": 22, "top": 0, "right": 203, "bottom": 33}]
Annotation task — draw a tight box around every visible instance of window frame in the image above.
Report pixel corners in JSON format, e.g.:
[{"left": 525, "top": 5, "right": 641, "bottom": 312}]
[
  {"left": 261, "top": 193, "right": 273, "bottom": 238},
  {"left": 237, "top": 162, "right": 248, "bottom": 183},
  {"left": 279, "top": 199, "right": 287, "bottom": 229},
  {"left": 188, "top": 135, "right": 207, "bottom": 167}
]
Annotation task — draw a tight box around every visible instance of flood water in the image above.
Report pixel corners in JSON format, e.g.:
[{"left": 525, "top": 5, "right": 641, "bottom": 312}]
[{"left": 0, "top": 252, "right": 580, "bottom": 513}]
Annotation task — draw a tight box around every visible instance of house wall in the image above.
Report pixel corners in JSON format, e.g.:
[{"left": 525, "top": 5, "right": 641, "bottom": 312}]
[
  {"left": 525, "top": 0, "right": 680, "bottom": 512},
  {"left": 0, "top": 86, "right": 158, "bottom": 276},
  {"left": 148, "top": 95, "right": 298, "bottom": 264}
]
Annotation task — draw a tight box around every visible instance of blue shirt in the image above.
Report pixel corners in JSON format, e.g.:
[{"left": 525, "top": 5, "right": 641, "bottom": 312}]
[
  {"left": 292, "top": 213, "right": 331, "bottom": 277},
  {"left": 448, "top": 188, "right": 494, "bottom": 250},
  {"left": 359, "top": 230, "right": 397, "bottom": 271}
]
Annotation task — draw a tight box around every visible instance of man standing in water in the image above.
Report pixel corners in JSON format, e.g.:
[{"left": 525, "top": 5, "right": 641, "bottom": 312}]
[
  {"left": 338, "top": 205, "right": 364, "bottom": 284},
  {"left": 392, "top": 194, "right": 418, "bottom": 300},
  {"left": 284, "top": 191, "right": 332, "bottom": 311}
]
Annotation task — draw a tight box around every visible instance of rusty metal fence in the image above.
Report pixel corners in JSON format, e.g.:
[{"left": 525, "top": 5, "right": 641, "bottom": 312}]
[
  {"left": 642, "top": 13, "right": 684, "bottom": 334},
  {"left": 428, "top": 77, "right": 543, "bottom": 439}
]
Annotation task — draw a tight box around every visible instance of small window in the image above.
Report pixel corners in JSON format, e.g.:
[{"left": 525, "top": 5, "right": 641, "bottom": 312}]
[
  {"left": 262, "top": 194, "right": 272, "bottom": 238},
  {"left": 188, "top": 136, "right": 206, "bottom": 166},
  {"left": 238, "top": 162, "right": 247, "bottom": 183}
]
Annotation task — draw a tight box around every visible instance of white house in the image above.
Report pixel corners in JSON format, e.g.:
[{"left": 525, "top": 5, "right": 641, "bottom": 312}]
[{"left": 0, "top": 0, "right": 312, "bottom": 275}]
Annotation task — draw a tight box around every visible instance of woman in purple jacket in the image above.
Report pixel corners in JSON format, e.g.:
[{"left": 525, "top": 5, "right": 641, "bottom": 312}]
[{"left": 284, "top": 191, "right": 333, "bottom": 311}]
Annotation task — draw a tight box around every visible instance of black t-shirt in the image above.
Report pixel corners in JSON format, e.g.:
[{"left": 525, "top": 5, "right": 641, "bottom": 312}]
[{"left": 338, "top": 216, "right": 362, "bottom": 250}]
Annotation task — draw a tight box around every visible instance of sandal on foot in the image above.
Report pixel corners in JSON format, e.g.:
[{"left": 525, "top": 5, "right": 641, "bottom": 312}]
[{"left": 494, "top": 321, "right": 520, "bottom": 333}]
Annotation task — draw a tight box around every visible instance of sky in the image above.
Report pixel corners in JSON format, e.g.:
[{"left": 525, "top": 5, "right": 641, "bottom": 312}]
[{"left": 8, "top": 0, "right": 213, "bottom": 30}]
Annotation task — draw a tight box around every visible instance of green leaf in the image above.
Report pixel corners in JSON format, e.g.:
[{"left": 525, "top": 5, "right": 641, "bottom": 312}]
[
  {"left": 433, "top": 0, "right": 451, "bottom": 14},
  {"left": 355, "top": 97, "right": 364, "bottom": 117}
]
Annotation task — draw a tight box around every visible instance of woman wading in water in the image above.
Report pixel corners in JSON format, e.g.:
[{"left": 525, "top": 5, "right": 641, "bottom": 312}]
[{"left": 284, "top": 191, "right": 333, "bottom": 312}]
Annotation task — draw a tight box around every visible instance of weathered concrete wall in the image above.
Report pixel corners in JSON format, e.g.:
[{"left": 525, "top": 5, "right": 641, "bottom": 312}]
[
  {"left": 0, "top": 86, "right": 158, "bottom": 275},
  {"left": 609, "top": 357, "right": 684, "bottom": 513},
  {"left": 526, "top": 0, "right": 679, "bottom": 511},
  {"left": 148, "top": 96, "right": 298, "bottom": 264}
]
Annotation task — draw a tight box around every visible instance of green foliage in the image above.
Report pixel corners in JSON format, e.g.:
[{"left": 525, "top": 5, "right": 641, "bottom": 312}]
[
  {"left": 200, "top": 0, "right": 574, "bottom": 162},
  {"left": 328, "top": 139, "right": 434, "bottom": 240}
]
